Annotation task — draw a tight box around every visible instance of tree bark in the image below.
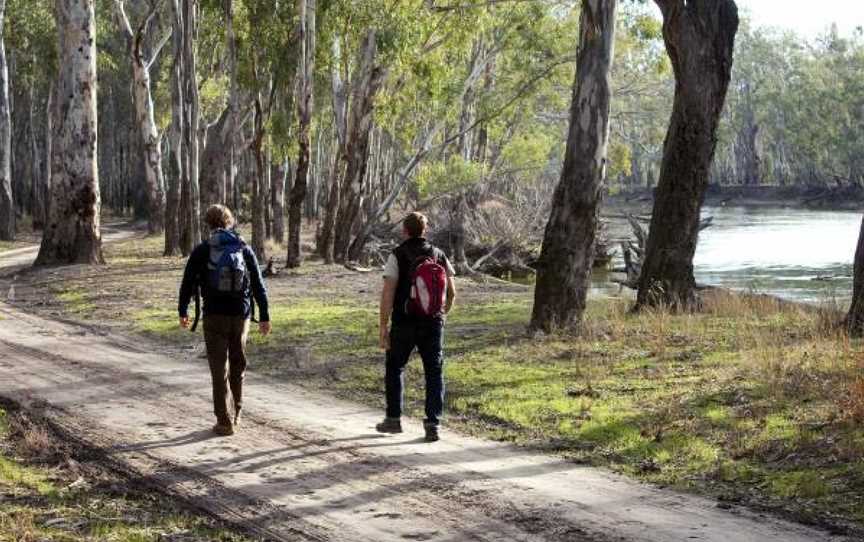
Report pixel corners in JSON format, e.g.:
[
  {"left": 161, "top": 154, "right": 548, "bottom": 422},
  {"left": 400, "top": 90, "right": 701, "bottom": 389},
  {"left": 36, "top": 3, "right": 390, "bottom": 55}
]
[
  {"left": 449, "top": 192, "right": 472, "bottom": 274},
  {"left": 28, "top": 80, "right": 44, "bottom": 230},
  {"left": 35, "top": 0, "right": 104, "bottom": 265},
  {"left": 41, "top": 83, "right": 54, "bottom": 231},
  {"left": 317, "top": 36, "right": 348, "bottom": 263},
  {"left": 271, "top": 159, "right": 287, "bottom": 244},
  {"left": 735, "top": 96, "right": 760, "bottom": 186},
  {"left": 333, "top": 30, "right": 386, "bottom": 263},
  {"left": 847, "top": 216, "right": 864, "bottom": 336},
  {"left": 529, "top": 0, "right": 618, "bottom": 332},
  {"left": 251, "top": 99, "right": 268, "bottom": 262},
  {"left": 635, "top": 0, "right": 739, "bottom": 310},
  {"left": 0, "top": 0, "right": 12, "bottom": 241},
  {"left": 164, "top": 0, "right": 184, "bottom": 256},
  {"left": 180, "top": 0, "right": 200, "bottom": 251},
  {"left": 286, "top": 0, "right": 315, "bottom": 268},
  {"left": 199, "top": 107, "right": 229, "bottom": 211}
]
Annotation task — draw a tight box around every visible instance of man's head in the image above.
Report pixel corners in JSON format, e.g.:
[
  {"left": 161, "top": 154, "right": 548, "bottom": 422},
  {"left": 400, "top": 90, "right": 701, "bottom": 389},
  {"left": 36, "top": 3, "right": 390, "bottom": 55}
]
[
  {"left": 205, "top": 204, "right": 235, "bottom": 231},
  {"left": 402, "top": 212, "right": 428, "bottom": 239}
]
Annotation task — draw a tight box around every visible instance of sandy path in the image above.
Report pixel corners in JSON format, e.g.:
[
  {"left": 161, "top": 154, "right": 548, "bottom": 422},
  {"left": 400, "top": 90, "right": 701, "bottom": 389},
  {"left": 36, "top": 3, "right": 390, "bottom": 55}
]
[
  {"left": 0, "top": 224, "right": 138, "bottom": 272},
  {"left": 0, "top": 300, "right": 846, "bottom": 542}
]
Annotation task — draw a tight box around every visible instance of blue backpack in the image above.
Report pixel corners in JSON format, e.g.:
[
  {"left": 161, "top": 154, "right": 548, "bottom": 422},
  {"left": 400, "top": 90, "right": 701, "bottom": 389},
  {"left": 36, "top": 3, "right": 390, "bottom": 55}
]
[{"left": 206, "top": 230, "right": 249, "bottom": 298}]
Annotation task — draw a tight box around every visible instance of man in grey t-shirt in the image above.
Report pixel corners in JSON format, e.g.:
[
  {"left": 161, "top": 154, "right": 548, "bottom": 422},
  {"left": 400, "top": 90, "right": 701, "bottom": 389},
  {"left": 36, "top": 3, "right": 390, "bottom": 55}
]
[{"left": 377, "top": 212, "right": 456, "bottom": 442}]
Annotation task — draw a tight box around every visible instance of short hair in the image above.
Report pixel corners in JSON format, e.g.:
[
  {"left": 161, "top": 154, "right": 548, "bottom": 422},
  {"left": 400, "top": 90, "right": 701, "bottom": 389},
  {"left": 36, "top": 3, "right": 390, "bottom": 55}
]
[
  {"left": 205, "top": 204, "right": 235, "bottom": 230},
  {"left": 403, "top": 212, "right": 428, "bottom": 238}
]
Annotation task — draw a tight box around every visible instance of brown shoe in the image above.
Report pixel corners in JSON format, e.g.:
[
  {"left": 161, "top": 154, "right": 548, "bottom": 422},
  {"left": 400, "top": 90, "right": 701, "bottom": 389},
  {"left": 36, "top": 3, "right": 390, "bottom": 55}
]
[
  {"left": 375, "top": 417, "right": 403, "bottom": 434},
  {"left": 212, "top": 423, "right": 235, "bottom": 436}
]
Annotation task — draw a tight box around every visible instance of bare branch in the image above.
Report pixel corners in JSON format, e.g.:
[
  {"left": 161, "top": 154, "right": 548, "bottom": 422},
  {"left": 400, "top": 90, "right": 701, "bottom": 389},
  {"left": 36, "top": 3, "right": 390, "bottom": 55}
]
[
  {"left": 113, "top": 0, "right": 135, "bottom": 41},
  {"left": 145, "top": 29, "right": 173, "bottom": 72}
]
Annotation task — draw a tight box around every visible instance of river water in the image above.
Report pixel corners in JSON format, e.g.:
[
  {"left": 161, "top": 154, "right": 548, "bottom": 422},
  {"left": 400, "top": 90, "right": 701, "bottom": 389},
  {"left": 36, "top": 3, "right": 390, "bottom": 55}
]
[{"left": 596, "top": 206, "right": 862, "bottom": 305}]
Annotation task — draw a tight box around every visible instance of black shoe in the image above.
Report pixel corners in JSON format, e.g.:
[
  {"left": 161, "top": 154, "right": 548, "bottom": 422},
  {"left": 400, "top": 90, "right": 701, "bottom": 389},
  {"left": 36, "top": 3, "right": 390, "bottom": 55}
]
[
  {"left": 376, "top": 417, "right": 403, "bottom": 434},
  {"left": 424, "top": 423, "right": 440, "bottom": 443},
  {"left": 212, "top": 423, "right": 235, "bottom": 436}
]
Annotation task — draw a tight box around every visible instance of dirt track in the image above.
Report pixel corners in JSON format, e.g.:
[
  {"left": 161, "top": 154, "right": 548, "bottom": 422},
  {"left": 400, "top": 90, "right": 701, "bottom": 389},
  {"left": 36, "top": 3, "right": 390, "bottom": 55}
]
[{"left": 0, "top": 236, "right": 852, "bottom": 541}]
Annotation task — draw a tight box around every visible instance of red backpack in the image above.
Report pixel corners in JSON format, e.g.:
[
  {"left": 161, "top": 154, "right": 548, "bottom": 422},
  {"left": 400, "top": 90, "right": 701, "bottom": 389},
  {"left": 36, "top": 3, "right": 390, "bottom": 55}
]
[{"left": 406, "top": 255, "right": 448, "bottom": 318}]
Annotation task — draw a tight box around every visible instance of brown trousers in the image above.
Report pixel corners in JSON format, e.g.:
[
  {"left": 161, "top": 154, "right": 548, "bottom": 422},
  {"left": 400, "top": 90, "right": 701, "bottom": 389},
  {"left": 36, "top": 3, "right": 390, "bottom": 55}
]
[{"left": 203, "top": 314, "right": 250, "bottom": 426}]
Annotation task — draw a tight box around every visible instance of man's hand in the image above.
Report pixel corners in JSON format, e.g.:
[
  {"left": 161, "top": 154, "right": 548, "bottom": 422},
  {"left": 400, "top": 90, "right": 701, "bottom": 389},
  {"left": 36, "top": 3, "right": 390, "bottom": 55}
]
[
  {"left": 259, "top": 321, "right": 272, "bottom": 336},
  {"left": 179, "top": 316, "right": 190, "bottom": 329},
  {"left": 379, "top": 327, "right": 390, "bottom": 351}
]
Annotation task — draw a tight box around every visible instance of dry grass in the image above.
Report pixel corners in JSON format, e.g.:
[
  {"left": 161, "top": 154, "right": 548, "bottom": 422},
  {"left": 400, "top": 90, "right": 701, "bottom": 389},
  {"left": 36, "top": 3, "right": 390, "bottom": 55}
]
[{"left": 0, "top": 403, "right": 253, "bottom": 542}]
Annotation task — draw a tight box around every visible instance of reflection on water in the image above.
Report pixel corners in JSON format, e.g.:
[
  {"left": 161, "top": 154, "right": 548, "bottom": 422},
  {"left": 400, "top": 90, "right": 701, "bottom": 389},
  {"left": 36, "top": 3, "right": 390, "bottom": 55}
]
[
  {"left": 583, "top": 206, "right": 860, "bottom": 304},
  {"left": 508, "top": 207, "right": 861, "bottom": 304},
  {"left": 693, "top": 206, "right": 859, "bottom": 303}
]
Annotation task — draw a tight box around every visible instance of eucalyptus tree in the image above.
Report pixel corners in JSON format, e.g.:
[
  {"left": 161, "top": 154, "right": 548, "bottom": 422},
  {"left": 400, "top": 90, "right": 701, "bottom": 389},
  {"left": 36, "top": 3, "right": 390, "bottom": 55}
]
[
  {"left": 164, "top": 0, "right": 185, "bottom": 255},
  {"left": 0, "top": 0, "right": 11, "bottom": 241},
  {"left": 35, "top": 0, "right": 104, "bottom": 265},
  {"left": 286, "top": 0, "right": 315, "bottom": 268},
  {"left": 179, "top": 0, "right": 201, "bottom": 253},
  {"left": 199, "top": 0, "right": 242, "bottom": 234},
  {"left": 530, "top": 0, "right": 618, "bottom": 332},
  {"left": 114, "top": 0, "right": 170, "bottom": 235},
  {"left": 339, "top": 0, "right": 577, "bottom": 264},
  {"left": 230, "top": 0, "right": 302, "bottom": 262},
  {"left": 330, "top": 29, "right": 386, "bottom": 263},
  {"left": 635, "top": 0, "right": 739, "bottom": 310}
]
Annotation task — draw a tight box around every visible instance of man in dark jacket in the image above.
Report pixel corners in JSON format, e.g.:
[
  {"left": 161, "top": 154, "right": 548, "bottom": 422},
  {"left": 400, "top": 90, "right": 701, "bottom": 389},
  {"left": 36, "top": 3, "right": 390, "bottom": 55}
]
[
  {"left": 178, "top": 204, "right": 271, "bottom": 436},
  {"left": 377, "top": 212, "right": 456, "bottom": 442}
]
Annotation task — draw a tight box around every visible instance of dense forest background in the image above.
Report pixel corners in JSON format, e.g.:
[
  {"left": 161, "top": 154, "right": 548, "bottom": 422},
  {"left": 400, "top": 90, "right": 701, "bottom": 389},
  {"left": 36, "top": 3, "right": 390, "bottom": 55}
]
[{"left": 2, "top": 0, "right": 863, "bottom": 263}]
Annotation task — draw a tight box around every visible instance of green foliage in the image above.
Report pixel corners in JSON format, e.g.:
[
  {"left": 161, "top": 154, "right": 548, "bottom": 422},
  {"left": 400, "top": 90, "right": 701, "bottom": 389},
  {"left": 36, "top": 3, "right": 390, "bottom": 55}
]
[
  {"left": 415, "top": 155, "right": 487, "bottom": 200},
  {"left": 6, "top": 0, "right": 56, "bottom": 84}
]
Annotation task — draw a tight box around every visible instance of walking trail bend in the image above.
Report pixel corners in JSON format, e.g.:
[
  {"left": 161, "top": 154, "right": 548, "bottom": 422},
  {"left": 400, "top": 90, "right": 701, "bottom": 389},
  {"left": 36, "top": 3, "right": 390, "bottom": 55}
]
[{"left": 0, "top": 243, "right": 849, "bottom": 542}]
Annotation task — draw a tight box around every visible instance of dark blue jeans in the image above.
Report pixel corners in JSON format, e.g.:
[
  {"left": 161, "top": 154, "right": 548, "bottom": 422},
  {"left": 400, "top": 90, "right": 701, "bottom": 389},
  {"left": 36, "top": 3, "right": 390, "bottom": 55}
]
[{"left": 386, "top": 319, "right": 445, "bottom": 426}]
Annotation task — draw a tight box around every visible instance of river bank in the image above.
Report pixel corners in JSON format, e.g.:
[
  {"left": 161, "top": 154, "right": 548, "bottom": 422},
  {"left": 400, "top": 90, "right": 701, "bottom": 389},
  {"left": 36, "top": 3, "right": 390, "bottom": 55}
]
[{"left": 610, "top": 184, "right": 864, "bottom": 212}]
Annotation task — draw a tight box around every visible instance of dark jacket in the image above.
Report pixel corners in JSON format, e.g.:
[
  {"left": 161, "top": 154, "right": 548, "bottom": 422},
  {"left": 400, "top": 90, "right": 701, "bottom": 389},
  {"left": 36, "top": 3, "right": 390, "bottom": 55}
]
[
  {"left": 392, "top": 237, "right": 449, "bottom": 325},
  {"left": 178, "top": 230, "right": 270, "bottom": 322}
]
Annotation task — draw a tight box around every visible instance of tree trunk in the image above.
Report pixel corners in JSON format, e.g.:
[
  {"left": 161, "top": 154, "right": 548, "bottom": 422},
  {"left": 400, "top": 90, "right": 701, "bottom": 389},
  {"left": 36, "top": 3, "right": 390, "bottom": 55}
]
[
  {"left": 735, "top": 99, "right": 760, "bottom": 186},
  {"left": 286, "top": 0, "right": 315, "bottom": 268},
  {"left": 847, "top": 216, "right": 864, "bottom": 336},
  {"left": 0, "top": 0, "right": 12, "bottom": 241},
  {"left": 349, "top": 127, "right": 438, "bottom": 259},
  {"left": 271, "top": 159, "right": 286, "bottom": 244},
  {"left": 41, "top": 83, "right": 53, "bottom": 231},
  {"left": 333, "top": 30, "right": 386, "bottom": 263},
  {"left": 529, "top": 0, "right": 618, "bottom": 332},
  {"left": 35, "top": 0, "right": 104, "bottom": 265},
  {"left": 251, "top": 100, "right": 268, "bottom": 262},
  {"left": 317, "top": 35, "right": 347, "bottom": 263},
  {"left": 199, "top": 108, "right": 229, "bottom": 210},
  {"left": 181, "top": 0, "right": 200, "bottom": 248},
  {"left": 164, "top": 0, "right": 184, "bottom": 256},
  {"left": 28, "top": 80, "right": 44, "bottom": 230},
  {"left": 635, "top": 0, "right": 739, "bottom": 310},
  {"left": 449, "top": 192, "right": 472, "bottom": 274},
  {"left": 115, "top": 0, "right": 167, "bottom": 235}
]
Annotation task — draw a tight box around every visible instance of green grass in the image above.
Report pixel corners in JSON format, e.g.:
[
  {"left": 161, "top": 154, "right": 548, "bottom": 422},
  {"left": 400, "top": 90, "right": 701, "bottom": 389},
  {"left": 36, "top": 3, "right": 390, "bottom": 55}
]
[
  {"left": 125, "top": 287, "right": 864, "bottom": 526},
  {"left": 283, "top": 291, "right": 862, "bottom": 526},
  {"left": 0, "top": 405, "right": 252, "bottom": 542},
  {"left": 56, "top": 289, "right": 96, "bottom": 315}
]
